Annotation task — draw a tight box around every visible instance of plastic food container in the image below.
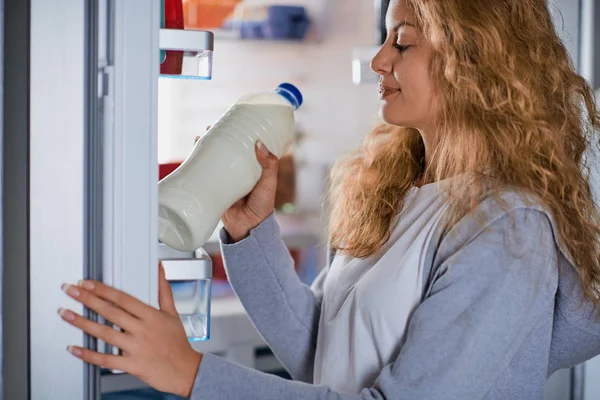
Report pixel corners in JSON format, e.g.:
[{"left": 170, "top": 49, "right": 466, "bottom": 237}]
[
  {"left": 159, "top": 244, "right": 212, "bottom": 341},
  {"left": 159, "top": 28, "right": 214, "bottom": 80}
]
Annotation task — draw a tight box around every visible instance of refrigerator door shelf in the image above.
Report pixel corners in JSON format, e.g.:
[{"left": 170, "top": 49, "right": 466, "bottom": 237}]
[{"left": 159, "top": 29, "right": 214, "bottom": 80}]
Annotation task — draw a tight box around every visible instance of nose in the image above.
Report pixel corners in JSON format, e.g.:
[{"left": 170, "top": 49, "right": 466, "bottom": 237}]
[{"left": 371, "top": 44, "right": 392, "bottom": 76}]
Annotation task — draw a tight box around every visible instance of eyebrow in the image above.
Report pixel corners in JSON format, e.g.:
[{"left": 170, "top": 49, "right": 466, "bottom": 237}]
[{"left": 393, "top": 21, "right": 416, "bottom": 31}]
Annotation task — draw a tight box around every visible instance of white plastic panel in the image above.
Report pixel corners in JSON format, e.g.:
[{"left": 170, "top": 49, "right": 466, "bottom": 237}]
[
  {"left": 549, "top": 0, "right": 582, "bottom": 69},
  {"left": 580, "top": 0, "right": 600, "bottom": 90},
  {"left": 104, "top": 0, "right": 159, "bottom": 307},
  {"left": 29, "top": 0, "right": 87, "bottom": 398},
  {"left": 0, "top": 0, "right": 5, "bottom": 397},
  {"left": 159, "top": 28, "right": 214, "bottom": 51}
]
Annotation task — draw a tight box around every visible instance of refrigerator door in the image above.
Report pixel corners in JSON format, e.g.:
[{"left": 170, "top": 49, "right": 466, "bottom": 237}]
[
  {"left": 101, "top": 0, "right": 159, "bottom": 309},
  {"left": 27, "top": 0, "right": 98, "bottom": 397},
  {"left": 545, "top": 369, "right": 573, "bottom": 400},
  {"left": 2, "top": 0, "right": 159, "bottom": 398}
]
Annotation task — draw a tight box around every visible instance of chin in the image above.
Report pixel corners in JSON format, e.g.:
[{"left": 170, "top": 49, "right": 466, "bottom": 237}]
[{"left": 378, "top": 106, "right": 410, "bottom": 127}]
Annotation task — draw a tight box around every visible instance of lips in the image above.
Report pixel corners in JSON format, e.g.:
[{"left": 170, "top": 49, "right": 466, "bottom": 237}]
[{"left": 379, "top": 85, "right": 401, "bottom": 100}]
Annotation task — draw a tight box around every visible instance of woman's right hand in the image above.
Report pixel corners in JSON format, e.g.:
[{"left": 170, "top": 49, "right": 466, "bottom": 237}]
[
  {"left": 195, "top": 131, "right": 278, "bottom": 243},
  {"left": 221, "top": 141, "right": 279, "bottom": 242}
]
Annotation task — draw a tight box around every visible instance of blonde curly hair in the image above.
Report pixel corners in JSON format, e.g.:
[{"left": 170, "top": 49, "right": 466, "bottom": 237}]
[{"left": 328, "top": 0, "right": 600, "bottom": 305}]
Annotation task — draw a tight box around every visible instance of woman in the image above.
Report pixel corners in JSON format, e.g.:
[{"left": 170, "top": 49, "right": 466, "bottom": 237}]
[{"left": 59, "top": 0, "right": 600, "bottom": 398}]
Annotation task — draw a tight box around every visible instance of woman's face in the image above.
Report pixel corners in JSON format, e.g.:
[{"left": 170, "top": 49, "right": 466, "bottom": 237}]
[{"left": 371, "top": 0, "right": 437, "bottom": 130}]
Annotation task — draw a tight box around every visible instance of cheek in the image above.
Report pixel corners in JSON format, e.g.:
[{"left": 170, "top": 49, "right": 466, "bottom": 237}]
[
  {"left": 400, "top": 66, "right": 436, "bottom": 114},
  {"left": 381, "top": 62, "right": 437, "bottom": 126},
  {"left": 399, "top": 68, "right": 433, "bottom": 101}
]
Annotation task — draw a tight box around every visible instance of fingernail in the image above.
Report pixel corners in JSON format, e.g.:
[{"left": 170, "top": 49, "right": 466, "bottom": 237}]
[
  {"left": 67, "top": 345, "right": 82, "bottom": 356},
  {"left": 61, "top": 284, "right": 80, "bottom": 297},
  {"left": 77, "top": 280, "right": 95, "bottom": 290},
  {"left": 58, "top": 308, "right": 75, "bottom": 321},
  {"left": 256, "top": 141, "right": 269, "bottom": 156}
]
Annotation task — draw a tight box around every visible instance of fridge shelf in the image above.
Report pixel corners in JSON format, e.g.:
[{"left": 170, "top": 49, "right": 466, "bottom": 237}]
[{"left": 159, "top": 28, "right": 214, "bottom": 80}]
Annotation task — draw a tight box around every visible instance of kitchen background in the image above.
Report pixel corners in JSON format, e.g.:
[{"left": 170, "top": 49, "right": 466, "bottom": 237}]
[
  {"left": 152, "top": 1, "right": 600, "bottom": 399},
  {"left": 159, "top": 0, "right": 381, "bottom": 216},
  {"left": 2, "top": 0, "right": 598, "bottom": 398}
]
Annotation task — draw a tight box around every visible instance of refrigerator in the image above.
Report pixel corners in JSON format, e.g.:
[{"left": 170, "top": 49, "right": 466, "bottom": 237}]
[
  {"left": 1, "top": 0, "right": 599, "bottom": 399},
  {"left": 2, "top": 0, "right": 193, "bottom": 398}
]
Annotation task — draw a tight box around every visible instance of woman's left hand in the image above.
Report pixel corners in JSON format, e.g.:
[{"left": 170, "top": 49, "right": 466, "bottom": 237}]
[{"left": 59, "top": 264, "right": 202, "bottom": 398}]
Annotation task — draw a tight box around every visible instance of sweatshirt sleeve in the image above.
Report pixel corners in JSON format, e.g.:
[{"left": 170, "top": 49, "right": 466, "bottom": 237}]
[
  {"left": 191, "top": 209, "right": 559, "bottom": 400},
  {"left": 219, "top": 213, "right": 326, "bottom": 382}
]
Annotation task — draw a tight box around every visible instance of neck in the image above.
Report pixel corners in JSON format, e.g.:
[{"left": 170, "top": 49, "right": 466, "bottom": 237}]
[{"left": 417, "top": 127, "right": 435, "bottom": 183}]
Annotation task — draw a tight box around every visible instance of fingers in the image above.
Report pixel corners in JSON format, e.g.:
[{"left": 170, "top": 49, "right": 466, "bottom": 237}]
[
  {"left": 65, "top": 281, "right": 153, "bottom": 321},
  {"left": 255, "top": 141, "right": 276, "bottom": 166},
  {"left": 255, "top": 142, "right": 279, "bottom": 178},
  {"left": 158, "top": 263, "right": 178, "bottom": 316},
  {"left": 61, "top": 284, "right": 140, "bottom": 332},
  {"left": 67, "top": 345, "right": 129, "bottom": 371},
  {"left": 194, "top": 126, "right": 211, "bottom": 144},
  {"left": 59, "top": 308, "right": 132, "bottom": 351}
]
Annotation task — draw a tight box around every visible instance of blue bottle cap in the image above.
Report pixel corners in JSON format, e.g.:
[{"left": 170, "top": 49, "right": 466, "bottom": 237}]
[{"left": 276, "top": 83, "right": 303, "bottom": 110}]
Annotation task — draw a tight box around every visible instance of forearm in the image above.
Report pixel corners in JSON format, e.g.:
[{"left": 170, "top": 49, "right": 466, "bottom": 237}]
[
  {"left": 220, "top": 213, "right": 322, "bottom": 382},
  {"left": 191, "top": 353, "right": 382, "bottom": 400}
]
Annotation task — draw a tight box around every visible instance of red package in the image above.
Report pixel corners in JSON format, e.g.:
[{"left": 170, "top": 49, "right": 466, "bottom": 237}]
[{"left": 161, "top": 0, "right": 184, "bottom": 75}]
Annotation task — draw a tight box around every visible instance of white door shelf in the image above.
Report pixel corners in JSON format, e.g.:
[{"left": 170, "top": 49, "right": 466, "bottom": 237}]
[
  {"left": 159, "top": 28, "right": 214, "bottom": 52},
  {"left": 159, "top": 28, "right": 215, "bottom": 80}
]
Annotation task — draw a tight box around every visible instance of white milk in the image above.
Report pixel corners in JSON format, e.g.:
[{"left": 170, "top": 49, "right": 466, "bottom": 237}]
[{"left": 158, "top": 84, "right": 302, "bottom": 251}]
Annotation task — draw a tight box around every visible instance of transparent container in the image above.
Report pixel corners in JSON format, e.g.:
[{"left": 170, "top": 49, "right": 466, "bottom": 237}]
[
  {"left": 159, "top": 244, "right": 212, "bottom": 341},
  {"left": 160, "top": 50, "right": 213, "bottom": 80},
  {"left": 159, "top": 29, "right": 214, "bottom": 80},
  {"left": 169, "top": 275, "right": 211, "bottom": 341}
]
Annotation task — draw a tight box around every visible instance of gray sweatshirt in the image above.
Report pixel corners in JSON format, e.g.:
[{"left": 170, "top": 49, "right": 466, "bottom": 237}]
[{"left": 191, "top": 191, "right": 600, "bottom": 399}]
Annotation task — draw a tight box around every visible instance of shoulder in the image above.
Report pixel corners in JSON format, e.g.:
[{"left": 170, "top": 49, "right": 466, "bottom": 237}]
[
  {"left": 419, "top": 189, "right": 559, "bottom": 315},
  {"left": 430, "top": 189, "right": 559, "bottom": 278},
  {"left": 437, "top": 189, "right": 557, "bottom": 255}
]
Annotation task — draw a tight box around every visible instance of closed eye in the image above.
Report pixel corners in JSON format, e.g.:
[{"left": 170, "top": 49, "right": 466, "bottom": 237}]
[{"left": 393, "top": 44, "right": 411, "bottom": 53}]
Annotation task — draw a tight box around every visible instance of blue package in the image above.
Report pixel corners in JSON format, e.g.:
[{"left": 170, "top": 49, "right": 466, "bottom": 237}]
[
  {"left": 264, "top": 5, "right": 310, "bottom": 40},
  {"left": 224, "top": 5, "right": 310, "bottom": 40},
  {"left": 239, "top": 21, "right": 268, "bottom": 39}
]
